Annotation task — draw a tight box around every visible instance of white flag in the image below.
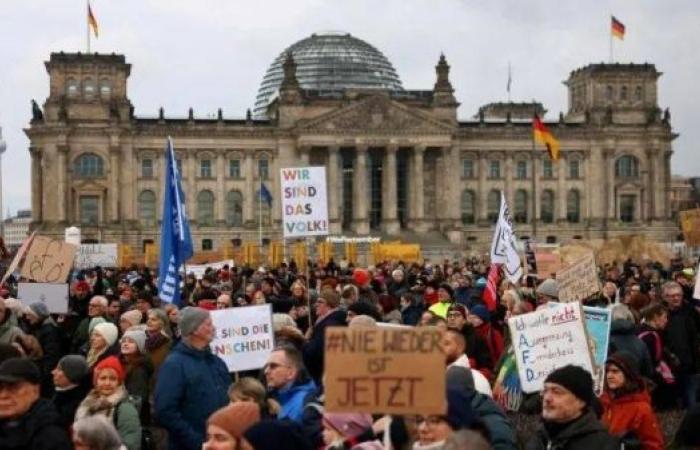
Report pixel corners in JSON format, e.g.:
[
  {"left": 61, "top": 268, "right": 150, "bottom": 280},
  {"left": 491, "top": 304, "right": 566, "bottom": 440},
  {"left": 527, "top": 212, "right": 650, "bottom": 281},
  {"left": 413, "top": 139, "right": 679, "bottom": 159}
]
[{"left": 489, "top": 192, "right": 523, "bottom": 284}]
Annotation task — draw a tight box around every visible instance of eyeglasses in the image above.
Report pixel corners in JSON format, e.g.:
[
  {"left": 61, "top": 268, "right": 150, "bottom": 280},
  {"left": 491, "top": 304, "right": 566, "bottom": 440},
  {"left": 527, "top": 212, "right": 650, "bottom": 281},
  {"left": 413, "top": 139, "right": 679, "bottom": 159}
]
[{"left": 446, "top": 312, "right": 464, "bottom": 319}]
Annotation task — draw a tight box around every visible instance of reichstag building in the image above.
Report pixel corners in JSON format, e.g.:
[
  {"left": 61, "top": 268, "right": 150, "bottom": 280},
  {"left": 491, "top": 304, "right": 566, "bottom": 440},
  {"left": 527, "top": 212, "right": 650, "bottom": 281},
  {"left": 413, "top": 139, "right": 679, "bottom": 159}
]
[{"left": 25, "top": 32, "right": 677, "bottom": 250}]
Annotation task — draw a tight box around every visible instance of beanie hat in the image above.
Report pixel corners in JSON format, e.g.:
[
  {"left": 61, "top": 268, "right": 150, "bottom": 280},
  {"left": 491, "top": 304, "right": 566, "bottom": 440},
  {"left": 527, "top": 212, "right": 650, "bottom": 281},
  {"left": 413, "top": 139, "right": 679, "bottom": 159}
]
[
  {"left": 446, "top": 366, "right": 475, "bottom": 391},
  {"left": 93, "top": 322, "right": 119, "bottom": 347},
  {"left": 93, "top": 356, "right": 125, "bottom": 383},
  {"left": 475, "top": 277, "right": 487, "bottom": 288},
  {"left": 179, "top": 307, "right": 210, "bottom": 337},
  {"left": 469, "top": 305, "right": 490, "bottom": 323},
  {"left": 352, "top": 268, "right": 370, "bottom": 287},
  {"left": 323, "top": 412, "right": 374, "bottom": 438},
  {"left": 57, "top": 355, "right": 89, "bottom": 384},
  {"left": 272, "top": 313, "right": 296, "bottom": 332},
  {"left": 536, "top": 279, "right": 559, "bottom": 299},
  {"left": 447, "top": 304, "right": 468, "bottom": 319},
  {"left": 438, "top": 283, "right": 455, "bottom": 299},
  {"left": 446, "top": 387, "right": 476, "bottom": 430},
  {"left": 88, "top": 317, "right": 107, "bottom": 335},
  {"left": 27, "top": 302, "right": 50, "bottom": 320},
  {"left": 208, "top": 402, "right": 261, "bottom": 439},
  {"left": 544, "top": 365, "right": 594, "bottom": 407},
  {"left": 121, "top": 329, "right": 147, "bottom": 354},
  {"left": 120, "top": 309, "right": 143, "bottom": 329}
]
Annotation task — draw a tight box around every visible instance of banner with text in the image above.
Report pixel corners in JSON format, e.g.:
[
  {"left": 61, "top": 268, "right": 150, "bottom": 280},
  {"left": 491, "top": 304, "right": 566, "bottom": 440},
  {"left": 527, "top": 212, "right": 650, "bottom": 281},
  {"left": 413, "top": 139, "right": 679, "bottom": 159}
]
[
  {"left": 210, "top": 304, "right": 274, "bottom": 372},
  {"left": 324, "top": 326, "right": 445, "bottom": 415},
  {"left": 281, "top": 167, "right": 329, "bottom": 238},
  {"left": 509, "top": 301, "right": 594, "bottom": 393},
  {"left": 75, "top": 244, "right": 118, "bottom": 269},
  {"left": 187, "top": 260, "right": 235, "bottom": 279},
  {"left": 17, "top": 283, "right": 70, "bottom": 314},
  {"left": 556, "top": 252, "right": 600, "bottom": 302},
  {"left": 680, "top": 208, "right": 700, "bottom": 246},
  {"left": 583, "top": 306, "right": 612, "bottom": 395},
  {"left": 20, "top": 236, "right": 78, "bottom": 283}
]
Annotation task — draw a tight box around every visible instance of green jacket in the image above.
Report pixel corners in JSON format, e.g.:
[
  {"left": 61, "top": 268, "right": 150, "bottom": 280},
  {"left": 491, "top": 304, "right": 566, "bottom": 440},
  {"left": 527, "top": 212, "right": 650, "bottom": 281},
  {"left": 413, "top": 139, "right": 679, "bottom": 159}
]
[{"left": 113, "top": 398, "right": 142, "bottom": 450}]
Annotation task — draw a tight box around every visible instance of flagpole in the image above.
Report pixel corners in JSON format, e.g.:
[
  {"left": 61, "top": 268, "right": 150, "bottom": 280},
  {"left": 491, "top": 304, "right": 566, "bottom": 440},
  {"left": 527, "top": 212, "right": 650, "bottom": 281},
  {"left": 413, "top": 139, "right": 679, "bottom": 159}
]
[
  {"left": 258, "top": 181, "right": 263, "bottom": 248},
  {"left": 531, "top": 122, "right": 538, "bottom": 241},
  {"left": 86, "top": 0, "right": 91, "bottom": 53}
]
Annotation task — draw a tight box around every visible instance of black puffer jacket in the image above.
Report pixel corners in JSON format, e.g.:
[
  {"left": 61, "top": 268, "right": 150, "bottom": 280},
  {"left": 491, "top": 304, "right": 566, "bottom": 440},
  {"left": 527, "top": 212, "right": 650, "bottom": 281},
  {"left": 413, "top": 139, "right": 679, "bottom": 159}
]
[
  {"left": 51, "top": 382, "right": 91, "bottom": 430},
  {"left": 0, "top": 398, "right": 72, "bottom": 450},
  {"left": 525, "top": 411, "right": 619, "bottom": 450}
]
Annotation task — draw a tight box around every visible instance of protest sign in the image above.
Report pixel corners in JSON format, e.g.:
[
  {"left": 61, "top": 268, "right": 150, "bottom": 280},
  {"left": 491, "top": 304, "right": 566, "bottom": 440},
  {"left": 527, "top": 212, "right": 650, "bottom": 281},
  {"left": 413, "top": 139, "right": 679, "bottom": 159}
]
[
  {"left": 680, "top": 209, "right": 700, "bottom": 246},
  {"left": 0, "top": 231, "right": 36, "bottom": 286},
  {"left": 556, "top": 252, "right": 600, "bottom": 302},
  {"left": 509, "top": 301, "right": 594, "bottom": 393},
  {"left": 281, "top": 167, "right": 329, "bottom": 238},
  {"left": 377, "top": 244, "right": 421, "bottom": 263},
  {"left": 324, "top": 326, "right": 445, "bottom": 415},
  {"left": 210, "top": 304, "right": 274, "bottom": 372},
  {"left": 20, "top": 236, "right": 77, "bottom": 283},
  {"left": 583, "top": 306, "right": 612, "bottom": 395},
  {"left": 534, "top": 246, "right": 561, "bottom": 279},
  {"left": 186, "top": 260, "right": 235, "bottom": 279},
  {"left": 17, "top": 283, "right": 69, "bottom": 314},
  {"left": 75, "top": 244, "right": 118, "bottom": 269}
]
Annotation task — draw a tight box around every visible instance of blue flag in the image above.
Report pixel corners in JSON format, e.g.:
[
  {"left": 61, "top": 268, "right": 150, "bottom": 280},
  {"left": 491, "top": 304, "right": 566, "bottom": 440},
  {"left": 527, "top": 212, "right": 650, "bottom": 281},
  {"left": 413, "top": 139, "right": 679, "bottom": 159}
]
[
  {"left": 257, "top": 182, "right": 273, "bottom": 207},
  {"left": 158, "top": 137, "right": 193, "bottom": 306}
]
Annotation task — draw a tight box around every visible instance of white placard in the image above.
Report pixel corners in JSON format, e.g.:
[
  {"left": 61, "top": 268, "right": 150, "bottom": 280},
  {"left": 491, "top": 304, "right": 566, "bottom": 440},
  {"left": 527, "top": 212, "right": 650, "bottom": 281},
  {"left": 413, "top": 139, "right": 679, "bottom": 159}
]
[
  {"left": 280, "top": 167, "right": 329, "bottom": 238},
  {"left": 17, "top": 283, "right": 69, "bottom": 314},
  {"left": 185, "top": 260, "right": 235, "bottom": 280},
  {"left": 65, "top": 227, "right": 81, "bottom": 246},
  {"left": 210, "top": 304, "right": 275, "bottom": 372},
  {"left": 75, "top": 244, "right": 118, "bottom": 269},
  {"left": 508, "top": 301, "right": 594, "bottom": 393}
]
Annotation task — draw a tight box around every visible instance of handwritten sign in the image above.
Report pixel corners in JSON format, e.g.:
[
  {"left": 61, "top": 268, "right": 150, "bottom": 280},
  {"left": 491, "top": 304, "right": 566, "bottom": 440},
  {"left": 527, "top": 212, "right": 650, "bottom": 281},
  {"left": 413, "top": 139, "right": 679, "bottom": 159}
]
[
  {"left": 186, "top": 260, "right": 235, "bottom": 280},
  {"left": 20, "top": 236, "right": 77, "bottom": 283},
  {"left": 210, "top": 304, "right": 274, "bottom": 372},
  {"left": 281, "top": 167, "right": 329, "bottom": 238},
  {"left": 680, "top": 209, "right": 700, "bottom": 246},
  {"left": 324, "top": 327, "right": 445, "bottom": 415},
  {"left": 534, "top": 247, "right": 561, "bottom": 279},
  {"left": 75, "top": 244, "right": 118, "bottom": 269},
  {"left": 0, "top": 231, "right": 37, "bottom": 286},
  {"left": 583, "top": 306, "right": 612, "bottom": 395},
  {"left": 17, "top": 283, "right": 70, "bottom": 314},
  {"left": 556, "top": 252, "right": 600, "bottom": 302},
  {"left": 509, "top": 301, "right": 594, "bottom": 393}
]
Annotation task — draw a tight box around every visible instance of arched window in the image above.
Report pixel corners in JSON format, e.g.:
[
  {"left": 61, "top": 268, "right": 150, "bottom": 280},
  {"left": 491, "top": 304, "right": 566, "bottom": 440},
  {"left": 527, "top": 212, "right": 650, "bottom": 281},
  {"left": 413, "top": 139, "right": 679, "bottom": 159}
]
[
  {"left": 73, "top": 153, "right": 104, "bottom": 177},
  {"left": 100, "top": 79, "right": 111, "bottom": 97},
  {"left": 567, "top": 190, "right": 581, "bottom": 223},
  {"left": 605, "top": 85, "right": 613, "bottom": 100},
  {"left": 615, "top": 155, "right": 639, "bottom": 178},
  {"left": 635, "top": 86, "right": 643, "bottom": 101},
  {"left": 487, "top": 190, "right": 500, "bottom": 223},
  {"left": 138, "top": 190, "right": 156, "bottom": 225},
  {"left": 541, "top": 190, "right": 555, "bottom": 224},
  {"left": 66, "top": 78, "right": 79, "bottom": 96},
  {"left": 226, "top": 190, "right": 243, "bottom": 227},
  {"left": 197, "top": 190, "right": 215, "bottom": 226},
  {"left": 620, "top": 85, "right": 628, "bottom": 101},
  {"left": 461, "top": 190, "right": 475, "bottom": 224},
  {"left": 514, "top": 190, "right": 528, "bottom": 223},
  {"left": 83, "top": 78, "right": 96, "bottom": 97}
]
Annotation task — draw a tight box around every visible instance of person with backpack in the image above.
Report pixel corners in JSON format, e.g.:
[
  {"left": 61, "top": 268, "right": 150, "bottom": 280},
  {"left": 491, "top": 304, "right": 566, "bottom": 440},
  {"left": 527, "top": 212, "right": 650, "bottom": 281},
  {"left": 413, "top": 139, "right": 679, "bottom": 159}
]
[
  {"left": 75, "top": 356, "right": 142, "bottom": 450},
  {"left": 638, "top": 304, "right": 677, "bottom": 409}
]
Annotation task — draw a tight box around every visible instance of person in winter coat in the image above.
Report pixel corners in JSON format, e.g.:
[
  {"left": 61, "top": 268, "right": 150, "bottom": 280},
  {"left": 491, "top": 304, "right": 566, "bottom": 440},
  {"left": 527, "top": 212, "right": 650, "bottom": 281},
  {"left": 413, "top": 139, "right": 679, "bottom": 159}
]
[
  {"left": 0, "top": 357, "right": 72, "bottom": 450},
  {"left": 119, "top": 329, "right": 153, "bottom": 425},
  {"left": 322, "top": 412, "right": 383, "bottom": 450},
  {"left": 72, "top": 296, "right": 108, "bottom": 353},
  {"left": 445, "top": 304, "right": 493, "bottom": 379},
  {"left": 23, "top": 302, "right": 63, "bottom": 397},
  {"left": 302, "top": 288, "right": 347, "bottom": 384},
  {"left": 525, "top": 365, "right": 618, "bottom": 450},
  {"left": 243, "top": 419, "right": 312, "bottom": 450},
  {"left": 154, "top": 307, "right": 230, "bottom": 450},
  {"left": 51, "top": 354, "right": 91, "bottom": 430},
  {"left": 400, "top": 292, "right": 424, "bottom": 326},
  {"left": 203, "top": 402, "right": 261, "bottom": 450},
  {"left": 638, "top": 303, "right": 676, "bottom": 409},
  {"left": 86, "top": 321, "right": 120, "bottom": 371},
  {"left": 144, "top": 309, "right": 172, "bottom": 383},
  {"left": 600, "top": 352, "right": 663, "bottom": 450},
  {"left": 0, "top": 298, "right": 23, "bottom": 345},
  {"left": 264, "top": 346, "right": 316, "bottom": 423},
  {"left": 468, "top": 305, "right": 504, "bottom": 369},
  {"left": 607, "top": 304, "right": 653, "bottom": 380},
  {"left": 75, "top": 356, "right": 142, "bottom": 450},
  {"left": 72, "top": 415, "right": 125, "bottom": 450}
]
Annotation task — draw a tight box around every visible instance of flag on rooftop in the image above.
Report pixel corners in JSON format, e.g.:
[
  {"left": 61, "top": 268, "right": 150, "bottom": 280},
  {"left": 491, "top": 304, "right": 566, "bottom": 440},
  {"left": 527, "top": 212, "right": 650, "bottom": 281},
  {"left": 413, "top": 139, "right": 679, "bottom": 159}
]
[
  {"left": 88, "top": 2, "right": 99, "bottom": 38},
  {"left": 533, "top": 114, "right": 560, "bottom": 161},
  {"left": 611, "top": 16, "right": 625, "bottom": 40}
]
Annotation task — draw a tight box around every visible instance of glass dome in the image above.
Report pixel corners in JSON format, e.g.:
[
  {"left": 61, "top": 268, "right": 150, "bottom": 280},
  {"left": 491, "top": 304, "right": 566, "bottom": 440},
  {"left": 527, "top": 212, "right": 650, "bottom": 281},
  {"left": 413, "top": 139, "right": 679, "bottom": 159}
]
[{"left": 254, "top": 32, "right": 404, "bottom": 117}]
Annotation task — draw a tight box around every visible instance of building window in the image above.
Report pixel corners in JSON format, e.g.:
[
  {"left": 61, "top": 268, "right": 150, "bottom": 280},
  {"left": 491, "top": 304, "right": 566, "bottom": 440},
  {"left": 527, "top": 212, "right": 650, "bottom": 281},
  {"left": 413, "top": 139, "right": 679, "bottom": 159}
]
[
  {"left": 74, "top": 153, "right": 104, "bottom": 177},
  {"left": 543, "top": 159, "right": 554, "bottom": 179},
  {"left": 176, "top": 159, "right": 183, "bottom": 176},
  {"left": 567, "top": 190, "right": 581, "bottom": 223},
  {"left": 605, "top": 85, "right": 613, "bottom": 101},
  {"left": 489, "top": 160, "right": 501, "bottom": 179},
  {"left": 100, "top": 79, "right": 111, "bottom": 97},
  {"left": 620, "top": 85, "right": 628, "bottom": 101},
  {"left": 462, "top": 159, "right": 474, "bottom": 178},
  {"left": 487, "top": 190, "right": 500, "bottom": 223},
  {"left": 514, "top": 190, "right": 528, "bottom": 223},
  {"left": 226, "top": 190, "right": 243, "bottom": 227},
  {"left": 461, "top": 190, "right": 475, "bottom": 224},
  {"left": 516, "top": 161, "right": 528, "bottom": 180},
  {"left": 66, "top": 78, "right": 79, "bottom": 96},
  {"left": 229, "top": 159, "right": 241, "bottom": 178},
  {"left": 197, "top": 190, "right": 215, "bottom": 226},
  {"left": 79, "top": 196, "right": 99, "bottom": 226},
  {"left": 84, "top": 78, "right": 96, "bottom": 97},
  {"left": 258, "top": 159, "right": 269, "bottom": 179},
  {"left": 635, "top": 86, "right": 643, "bottom": 101},
  {"left": 620, "top": 194, "right": 636, "bottom": 222},
  {"left": 138, "top": 190, "right": 156, "bottom": 225},
  {"left": 202, "top": 239, "right": 213, "bottom": 251},
  {"left": 541, "top": 190, "right": 555, "bottom": 223},
  {"left": 568, "top": 159, "right": 580, "bottom": 179},
  {"left": 615, "top": 155, "right": 639, "bottom": 178},
  {"left": 200, "top": 159, "right": 213, "bottom": 178},
  {"left": 546, "top": 236, "right": 557, "bottom": 244},
  {"left": 141, "top": 158, "right": 153, "bottom": 178}
]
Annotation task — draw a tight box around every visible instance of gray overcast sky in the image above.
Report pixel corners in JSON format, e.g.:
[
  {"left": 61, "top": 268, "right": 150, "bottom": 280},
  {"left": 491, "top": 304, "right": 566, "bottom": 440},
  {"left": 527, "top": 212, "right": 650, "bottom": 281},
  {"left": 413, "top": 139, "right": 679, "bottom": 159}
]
[{"left": 1, "top": 0, "right": 698, "bottom": 216}]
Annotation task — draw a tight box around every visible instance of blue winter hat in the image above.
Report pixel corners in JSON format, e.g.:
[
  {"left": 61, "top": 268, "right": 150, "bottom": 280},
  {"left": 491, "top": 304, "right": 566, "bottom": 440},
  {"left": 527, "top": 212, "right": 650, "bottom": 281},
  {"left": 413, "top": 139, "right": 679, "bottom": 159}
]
[
  {"left": 469, "top": 304, "right": 490, "bottom": 322},
  {"left": 475, "top": 277, "right": 487, "bottom": 288},
  {"left": 446, "top": 387, "right": 476, "bottom": 430}
]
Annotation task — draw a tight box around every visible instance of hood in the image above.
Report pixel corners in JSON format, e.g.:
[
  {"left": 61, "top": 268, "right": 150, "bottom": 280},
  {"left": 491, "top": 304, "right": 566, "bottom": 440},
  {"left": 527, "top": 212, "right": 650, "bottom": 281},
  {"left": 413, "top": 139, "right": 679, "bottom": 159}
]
[{"left": 610, "top": 319, "right": 635, "bottom": 335}]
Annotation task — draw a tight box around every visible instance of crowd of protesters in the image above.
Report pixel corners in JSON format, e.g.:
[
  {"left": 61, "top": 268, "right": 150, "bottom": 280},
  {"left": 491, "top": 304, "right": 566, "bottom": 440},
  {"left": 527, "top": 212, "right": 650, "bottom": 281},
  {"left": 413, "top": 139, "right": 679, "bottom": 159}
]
[{"left": 0, "top": 254, "right": 699, "bottom": 450}]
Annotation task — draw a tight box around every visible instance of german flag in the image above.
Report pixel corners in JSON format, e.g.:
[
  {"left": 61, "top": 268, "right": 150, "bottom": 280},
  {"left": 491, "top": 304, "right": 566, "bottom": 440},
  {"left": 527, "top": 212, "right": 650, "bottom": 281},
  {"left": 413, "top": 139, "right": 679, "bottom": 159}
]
[
  {"left": 88, "top": 2, "right": 99, "bottom": 38},
  {"left": 611, "top": 16, "right": 625, "bottom": 40},
  {"left": 532, "top": 114, "right": 560, "bottom": 161}
]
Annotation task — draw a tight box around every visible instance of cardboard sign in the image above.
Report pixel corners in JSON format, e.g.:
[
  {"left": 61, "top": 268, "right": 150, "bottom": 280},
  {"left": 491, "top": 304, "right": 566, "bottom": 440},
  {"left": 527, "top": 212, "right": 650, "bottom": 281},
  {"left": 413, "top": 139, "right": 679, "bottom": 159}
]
[
  {"left": 75, "top": 244, "right": 118, "bottom": 269},
  {"left": 210, "top": 304, "right": 274, "bottom": 372},
  {"left": 324, "top": 326, "right": 446, "bottom": 415},
  {"left": 20, "top": 236, "right": 77, "bottom": 283},
  {"left": 583, "top": 306, "right": 612, "bottom": 395},
  {"left": 680, "top": 209, "right": 700, "bottom": 246},
  {"left": 534, "top": 247, "right": 561, "bottom": 279},
  {"left": 281, "top": 167, "right": 329, "bottom": 238},
  {"left": 186, "top": 260, "right": 235, "bottom": 280},
  {"left": 556, "top": 252, "right": 600, "bottom": 302},
  {"left": 377, "top": 244, "right": 421, "bottom": 263},
  {"left": 17, "top": 283, "right": 69, "bottom": 314},
  {"left": 509, "top": 301, "right": 594, "bottom": 393},
  {"left": 1, "top": 231, "right": 37, "bottom": 286}
]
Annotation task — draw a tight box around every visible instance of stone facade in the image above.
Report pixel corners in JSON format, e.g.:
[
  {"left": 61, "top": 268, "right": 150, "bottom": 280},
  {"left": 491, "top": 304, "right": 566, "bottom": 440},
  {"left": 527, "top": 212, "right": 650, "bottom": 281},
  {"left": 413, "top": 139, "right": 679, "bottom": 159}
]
[
  {"left": 3, "top": 209, "right": 31, "bottom": 247},
  {"left": 25, "top": 52, "right": 678, "bottom": 250}
]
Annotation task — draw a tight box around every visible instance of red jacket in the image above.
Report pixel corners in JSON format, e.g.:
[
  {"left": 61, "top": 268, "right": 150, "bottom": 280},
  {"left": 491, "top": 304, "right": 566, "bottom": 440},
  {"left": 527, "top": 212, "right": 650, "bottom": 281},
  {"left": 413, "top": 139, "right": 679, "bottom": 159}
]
[
  {"left": 474, "top": 323, "right": 504, "bottom": 368},
  {"left": 600, "top": 390, "right": 664, "bottom": 450}
]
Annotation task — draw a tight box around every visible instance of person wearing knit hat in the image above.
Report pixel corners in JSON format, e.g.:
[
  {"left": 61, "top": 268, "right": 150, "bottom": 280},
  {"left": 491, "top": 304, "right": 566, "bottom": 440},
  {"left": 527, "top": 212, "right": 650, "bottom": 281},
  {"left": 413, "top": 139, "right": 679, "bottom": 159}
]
[
  {"left": 322, "top": 412, "right": 382, "bottom": 450},
  {"left": 26, "top": 302, "right": 50, "bottom": 321},
  {"left": 179, "top": 306, "right": 211, "bottom": 337},
  {"left": 55, "top": 354, "right": 89, "bottom": 385},
  {"left": 204, "top": 402, "right": 261, "bottom": 450},
  {"left": 121, "top": 329, "right": 147, "bottom": 355},
  {"left": 51, "top": 355, "right": 91, "bottom": 429},
  {"left": 86, "top": 322, "right": 119, "bottom": 368},
  {"left": 119, "top": 309, "right": 143, "bottom": 333},
  {"left": 535, "top": 278, "right": 559, "bottom": 304},
  {"left": 467, "top": 304, "right": 503, "bottom": 369},
  {"left": 526, "top": 364, "right": 616, "bottom": 449},
  {"left": 88, "top": 316, "right": 107, "bottom": 336}
]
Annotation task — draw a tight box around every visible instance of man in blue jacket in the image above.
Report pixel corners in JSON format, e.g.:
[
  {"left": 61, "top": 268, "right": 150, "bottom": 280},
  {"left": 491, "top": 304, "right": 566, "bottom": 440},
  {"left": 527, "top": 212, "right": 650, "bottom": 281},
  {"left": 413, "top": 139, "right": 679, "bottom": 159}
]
[
  {"left": 155, "top": 307, "right": 230, "bottom": 450},
  {"left": 264, "top": 345, "right": 316, "bottom": 423}
]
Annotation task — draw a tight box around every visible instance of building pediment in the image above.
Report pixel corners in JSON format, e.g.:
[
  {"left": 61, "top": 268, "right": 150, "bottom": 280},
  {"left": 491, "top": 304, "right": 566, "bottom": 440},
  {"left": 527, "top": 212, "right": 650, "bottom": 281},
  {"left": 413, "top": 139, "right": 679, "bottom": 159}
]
[{"left": 297, "top": 95, "right": 454, "bottom": 135}]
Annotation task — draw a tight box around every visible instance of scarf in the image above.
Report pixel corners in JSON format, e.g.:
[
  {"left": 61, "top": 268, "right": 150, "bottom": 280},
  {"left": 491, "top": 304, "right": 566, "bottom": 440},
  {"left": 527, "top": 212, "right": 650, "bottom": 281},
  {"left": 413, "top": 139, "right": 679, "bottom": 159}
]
[
  {"left": 86, "top": 345, "right": 108, "bottom": 368},
  {"left": 145, "top": 331, "right": 170, "bottom": 352},
  {"left": 75, "top": 385, "right": 128, "bottom": 421}
]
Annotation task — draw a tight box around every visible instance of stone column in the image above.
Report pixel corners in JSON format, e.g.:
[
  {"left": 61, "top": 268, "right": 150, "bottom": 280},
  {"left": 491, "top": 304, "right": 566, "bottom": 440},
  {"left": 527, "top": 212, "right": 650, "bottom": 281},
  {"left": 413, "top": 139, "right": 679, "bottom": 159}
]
[
  {"left": 56, "top": 145, "right": 68, "bottom": 223},
  {"left": 664, "top": 150, "right": 673, "bottom": 219},
  {"left": 410, "top": 145, "right": 425, "bottom": 231},
  {"left": 588, "top": 146, "right": 604, "bottom": 225},
  {"left": 532, "top": 154, "right": 539, "bottom": 226},
  {"left": 30, "top": 147, "right": 43, "bottom": 223},
  {"left": 504, "top": 153, "right": 514, "bottom": 212},
  {"left": 244, "top": 150, "right": 256, "bottom": 227},
  {"left": 327, "top": 145, "right": 341, "bottom": 234},
  {"left": 557, "top": 156, "right": 566, "bottom": 221},
  {"left": 216, "top": 151, "right": 225, "bottom": 224},
  {"left": 109, "top": 146, "right": 120, "bottom": 223},
  {"left": 445, "top": 145, "right": 463, "bottom": 243},
  {"left": 382, "top": 145, "right": 399, "bottom": 234},
  {"left": 270, "top": 152, "right": 280, "bottom": 230},
  {"left": 122, "top": 143, "right": 136, "bottom": 222},
  {"left": 478, "top": 152, "right": 487, "bottom": 221},
  {"left": 352, "top": 145, "right": 369, "bottom": 235},
  {"left": 604, "top": 148, "right": 616, "bottom": 221}
]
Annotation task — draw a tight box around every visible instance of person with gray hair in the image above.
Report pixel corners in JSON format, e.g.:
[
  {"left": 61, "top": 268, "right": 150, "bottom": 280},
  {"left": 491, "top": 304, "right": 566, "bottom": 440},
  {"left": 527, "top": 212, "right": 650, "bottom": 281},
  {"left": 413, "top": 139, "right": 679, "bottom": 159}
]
[
  {"left": 71, "top": 296, "right": 109, "bottom": 353},
  {"left": 72, "top": 415, "right": 126, "bottom": 450},
  {"left": 608, "top": 304, "right": 653, "bottom": 379}
]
